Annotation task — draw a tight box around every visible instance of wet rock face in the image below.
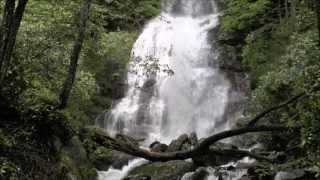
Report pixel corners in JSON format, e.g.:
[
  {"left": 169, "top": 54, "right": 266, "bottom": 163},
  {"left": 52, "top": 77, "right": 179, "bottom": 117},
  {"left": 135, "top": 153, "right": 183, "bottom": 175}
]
[
  {"left": 274, "top": 170, "right": 306, "bottom": 180},
  {"left": 193, "top": 142, "right": 239, "bottom": 167},
  {"left": 182, "top": 167, "right": 209, "bottom": 180},
  {"left": 125, "top": 160, "right": 195, "bottom": 180},
  {"left": 93, "top": 150, "right": 135, "bottom": 171},
  {"left": 149, "top": 133, "right": 198, "bottom": 153},
  {"left": 110, "top": 151, "right": 136, "bottom": 169},
  {"left": 149, "top": 141, "right": 168, "bottom": 153},
  {"left": 166, "top": 133, "right": 198, "bottom": 152},
  {"left": 167, "top": 134, "right": 190, "bottom": 152}
]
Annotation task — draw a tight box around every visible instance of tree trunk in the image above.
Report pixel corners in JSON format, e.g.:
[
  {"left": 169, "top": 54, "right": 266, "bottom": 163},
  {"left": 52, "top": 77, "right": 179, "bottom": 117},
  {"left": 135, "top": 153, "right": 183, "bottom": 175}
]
[
  {"left": 0, "top": 0, "right": 16, "bottom": 83},
  {"left": 278, "top": 0, "right": 282, "bottom": 22},
  {"left": 58, "top": 0, "right": 92, "bottom": 109},
  {"left": 285, "top": 0, "right": 289, "bottom": 19},
  {"left": 0, "top": 0, "right": 28, "bottom": 85},
  {"left": 316, "top": 0, "right": 320, "bottom": 45}
]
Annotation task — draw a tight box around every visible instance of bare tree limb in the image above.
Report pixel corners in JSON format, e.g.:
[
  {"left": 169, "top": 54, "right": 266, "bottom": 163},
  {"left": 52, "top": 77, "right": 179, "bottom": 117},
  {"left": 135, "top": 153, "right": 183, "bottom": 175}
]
[
  {"left": 84, "top": 125, "right": 300, "bottom": 162},
  {"left": 247, "top": 92, "right": 306, "bottom": 127},
  {"left": 247, "top": 85, "right": 320, "bottom": 127}
]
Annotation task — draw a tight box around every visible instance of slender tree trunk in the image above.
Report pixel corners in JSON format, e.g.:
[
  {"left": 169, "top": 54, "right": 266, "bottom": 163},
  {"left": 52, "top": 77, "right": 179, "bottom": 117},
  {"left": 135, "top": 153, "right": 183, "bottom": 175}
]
[
  {"left": 316, "top": 0, "right": 320, "bottom": 45},
  {"left": 278, "top": 0, "right": 282, "bottom": 22},
  {"left": 58, "top": 0, "right": 92, "bottom": 109},
  {"left": 285, "top": 0, "right": 289, "bottom": 19},
  {"left": 290, "top": 0, "right": 297, "bottom": 30},
  {"left": 0, "top": 0, "right": 28, "bottom": 85},
  {"left": 0, "top": 0, "right": 15, "bottom": 80}
]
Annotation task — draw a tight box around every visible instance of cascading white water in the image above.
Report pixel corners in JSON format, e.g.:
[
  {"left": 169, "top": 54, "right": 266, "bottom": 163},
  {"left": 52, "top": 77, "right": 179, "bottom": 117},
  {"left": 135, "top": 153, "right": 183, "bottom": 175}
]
[
  {"left": 106, "top": 0, "right": 230, "bottom": 144},
  {"left": 100, "top": 0, "right": 234, "bottom": 179},
  {"left": 98, "top": 159, "right": 148, "bottom": 180}
]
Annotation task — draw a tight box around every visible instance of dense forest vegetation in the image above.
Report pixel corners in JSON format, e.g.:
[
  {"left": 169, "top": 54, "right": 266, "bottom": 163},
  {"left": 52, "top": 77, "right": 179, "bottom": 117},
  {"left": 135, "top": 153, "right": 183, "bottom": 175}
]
[
  {"left": 0, "top": 0, "right": 319, "bottom": 179},
  {"left": 0, "top": 0, "right": 160, "bottom": 179},
  {"left": 220, "top": 0, "right": 320, "bottom": 176}
]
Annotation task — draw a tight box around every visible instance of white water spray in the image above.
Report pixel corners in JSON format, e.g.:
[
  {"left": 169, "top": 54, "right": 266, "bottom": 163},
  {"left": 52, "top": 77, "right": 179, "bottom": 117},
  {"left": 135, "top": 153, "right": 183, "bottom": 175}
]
[
  {"left": 98, "top": 159, "right": 148, "bottom": 180},
  {"left": 106, "top": 0, "right": 230, "bottom": 144},
  {"left": 100, "top": 0, "right": 233, "bottom": 179}
]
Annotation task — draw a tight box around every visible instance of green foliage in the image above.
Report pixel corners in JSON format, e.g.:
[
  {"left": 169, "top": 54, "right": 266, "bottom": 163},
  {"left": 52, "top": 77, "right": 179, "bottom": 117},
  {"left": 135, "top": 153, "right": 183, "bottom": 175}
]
[
  {"left": 221, "top": 0, "right": 273, "bottom": 34},
  {"left": 7, "top": 0, "right": 159, "bottom": 124},
  {"left": 230, "top": 0, "right": 320, "bottom": 146},
  {"left": 0, "top": 0, "right": 160, "bottom": 179},
  {"left": 221, "top": 0, "right": 320, "bottom": 175},
  {"left": 0, "top": 130, "right": 11, "bottom": 147},
  {"left": 92, "top": 0, "right": 161, "bottom": 30},
  {"left": 82, "top": 29, "right": 138, "bottom": 118},
  {"left": 248, "top": 30, "right": 320, "bottom": 146},
  {"left": 0, "top": 158, "right": 18, "bottom": 180}
]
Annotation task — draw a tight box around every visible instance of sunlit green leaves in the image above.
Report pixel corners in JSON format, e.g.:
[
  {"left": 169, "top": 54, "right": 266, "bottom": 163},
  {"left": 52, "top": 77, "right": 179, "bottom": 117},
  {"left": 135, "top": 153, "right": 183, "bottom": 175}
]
[
  {"left": 221, "top": 0, "right": 272, "bottom": 33},
  {"left": 0, "top": 158, "right": 18, "bottom": 180},
  {"left": 91, "top": 0, "right": 160, "bottom": 30}
]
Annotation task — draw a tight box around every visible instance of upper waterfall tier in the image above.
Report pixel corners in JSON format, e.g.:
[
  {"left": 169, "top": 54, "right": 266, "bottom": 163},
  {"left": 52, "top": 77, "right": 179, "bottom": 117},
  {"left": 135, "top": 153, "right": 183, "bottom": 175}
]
[
  {"left": 163, "top": 0, "right": 218, "bottom": 17},
  {"left": 105, "top": 0, "right": 230, "bottom": 144}
]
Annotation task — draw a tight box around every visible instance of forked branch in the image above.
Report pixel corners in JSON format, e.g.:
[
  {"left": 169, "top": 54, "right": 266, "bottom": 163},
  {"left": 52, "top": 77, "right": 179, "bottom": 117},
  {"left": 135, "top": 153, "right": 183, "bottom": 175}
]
[{"left": 83, "top": 125, "right": 300, "bottom": 162}]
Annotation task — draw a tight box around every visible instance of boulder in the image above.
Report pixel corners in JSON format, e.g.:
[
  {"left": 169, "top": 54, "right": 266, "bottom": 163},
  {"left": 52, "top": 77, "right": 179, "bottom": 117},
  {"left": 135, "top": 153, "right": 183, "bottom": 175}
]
[
  {"left": 166, "top": 133, "right": 198, "bottom": 152},
  {"left": 90, "top": 147, "right": 113, "bottom": 171},
  {"left": 274, "top": 170, "right": 306, "bottom": 180},
  {"left": 193, "top": 142, "right": 239, "bottom": 166},
  {"left": 125, "top": 160, "right": 195, "bottom": 180},
  {"left": 189, "top": 132, "right": 198, "bottom": 147},
  {"left": 167, "top": 134, "right": 189, "bottom": 152},
  {"left": 110, "top": 151, "right": 136, "bottom": 169},
  {"left": 182, "top": 167, "right": 209, "bottom": 180},
  {"left": 239, "top": 175, "right": 251, "bottom": 180},
  {"left": 150, "top": 141, "right": 168, "bottom": 152},
  {"left": 59, "top": 136, "right": 97, "bottom": 180}
]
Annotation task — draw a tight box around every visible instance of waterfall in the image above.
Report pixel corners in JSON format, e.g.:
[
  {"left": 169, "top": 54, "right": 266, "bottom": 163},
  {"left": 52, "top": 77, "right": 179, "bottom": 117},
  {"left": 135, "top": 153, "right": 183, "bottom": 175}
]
[
  {"left": 100, "top": 0, "right": 236, "bottom": 179},
  {"left": 98, "top": 159, "right": 148, "bottom": 180},
  {"left": 105, "top": 0, "right": 230, "bottom": 144}
]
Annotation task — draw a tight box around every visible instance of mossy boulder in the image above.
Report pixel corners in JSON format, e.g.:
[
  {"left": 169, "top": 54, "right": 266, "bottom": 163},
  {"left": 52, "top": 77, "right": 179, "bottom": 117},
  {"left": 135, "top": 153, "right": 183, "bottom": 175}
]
[
  {"left": 79, "top": 126, "right": 116, "bottom": 170},
  {"left": 193, "top": 142, "right": 239, "bottom": 167},
  {"left": 182, "top": 167, "right": 209, "bottom": 180},
  {"left": 125, "top": 160, "right": 195, "bottom": 180},
  {"left": 57, "top": 136, "right": 97, "bottom": 180}
]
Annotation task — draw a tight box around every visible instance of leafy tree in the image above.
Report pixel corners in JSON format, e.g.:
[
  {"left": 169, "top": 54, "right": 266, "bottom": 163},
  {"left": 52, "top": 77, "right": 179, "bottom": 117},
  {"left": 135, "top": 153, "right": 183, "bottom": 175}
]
[{"left": 59, "top": 0, "right": 92, "bottom": 109}]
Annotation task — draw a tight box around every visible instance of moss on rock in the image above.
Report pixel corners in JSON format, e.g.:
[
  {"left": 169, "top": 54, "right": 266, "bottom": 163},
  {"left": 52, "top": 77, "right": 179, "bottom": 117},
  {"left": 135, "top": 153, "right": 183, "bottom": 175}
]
[
  {"left": 125, "top": 160, "right": 195, "bottom": 180},
  {"left": 57, "top": 136, "right": 97, "bottom": 180}
]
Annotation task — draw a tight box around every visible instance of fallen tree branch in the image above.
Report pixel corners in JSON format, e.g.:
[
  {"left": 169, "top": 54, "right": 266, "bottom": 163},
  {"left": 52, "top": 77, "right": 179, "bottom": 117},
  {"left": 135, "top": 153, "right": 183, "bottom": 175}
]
[
  {"left": 84, "top": 125, "right": 300, "bottom": 162},
  {"left": 208, "top": 149, "right": 273, "bottom": 162},
  {"left": 247, "top": 93, "right": 306, "bottom": 127},
  {"left": 247, "top": 85, "right": 320, "bottom": 127}
]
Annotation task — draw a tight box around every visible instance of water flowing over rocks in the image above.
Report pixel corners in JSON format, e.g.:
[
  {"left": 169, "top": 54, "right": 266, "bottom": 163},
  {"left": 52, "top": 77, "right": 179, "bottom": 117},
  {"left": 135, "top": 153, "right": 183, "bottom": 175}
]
[
  {"left": 193, "top": 142, "right": 239, "bottom": 167},
  {"left": 99, "top": 0, "right": 248, "bottom": 179},
  {"left": 109, "top": 152, "right": 136, "bottom": 170},
  {"left": 104, "top": 0, "right": 236, "bottom": 144},
  {"left": 124, "top": 160, "right": 195, "bottom": 180}
]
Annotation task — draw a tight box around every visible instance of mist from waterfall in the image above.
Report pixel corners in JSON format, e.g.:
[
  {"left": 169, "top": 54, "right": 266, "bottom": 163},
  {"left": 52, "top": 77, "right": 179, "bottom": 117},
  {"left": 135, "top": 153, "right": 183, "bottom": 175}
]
[{"left": 105, "top": 0, "right": 230, "bottom": 144}]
